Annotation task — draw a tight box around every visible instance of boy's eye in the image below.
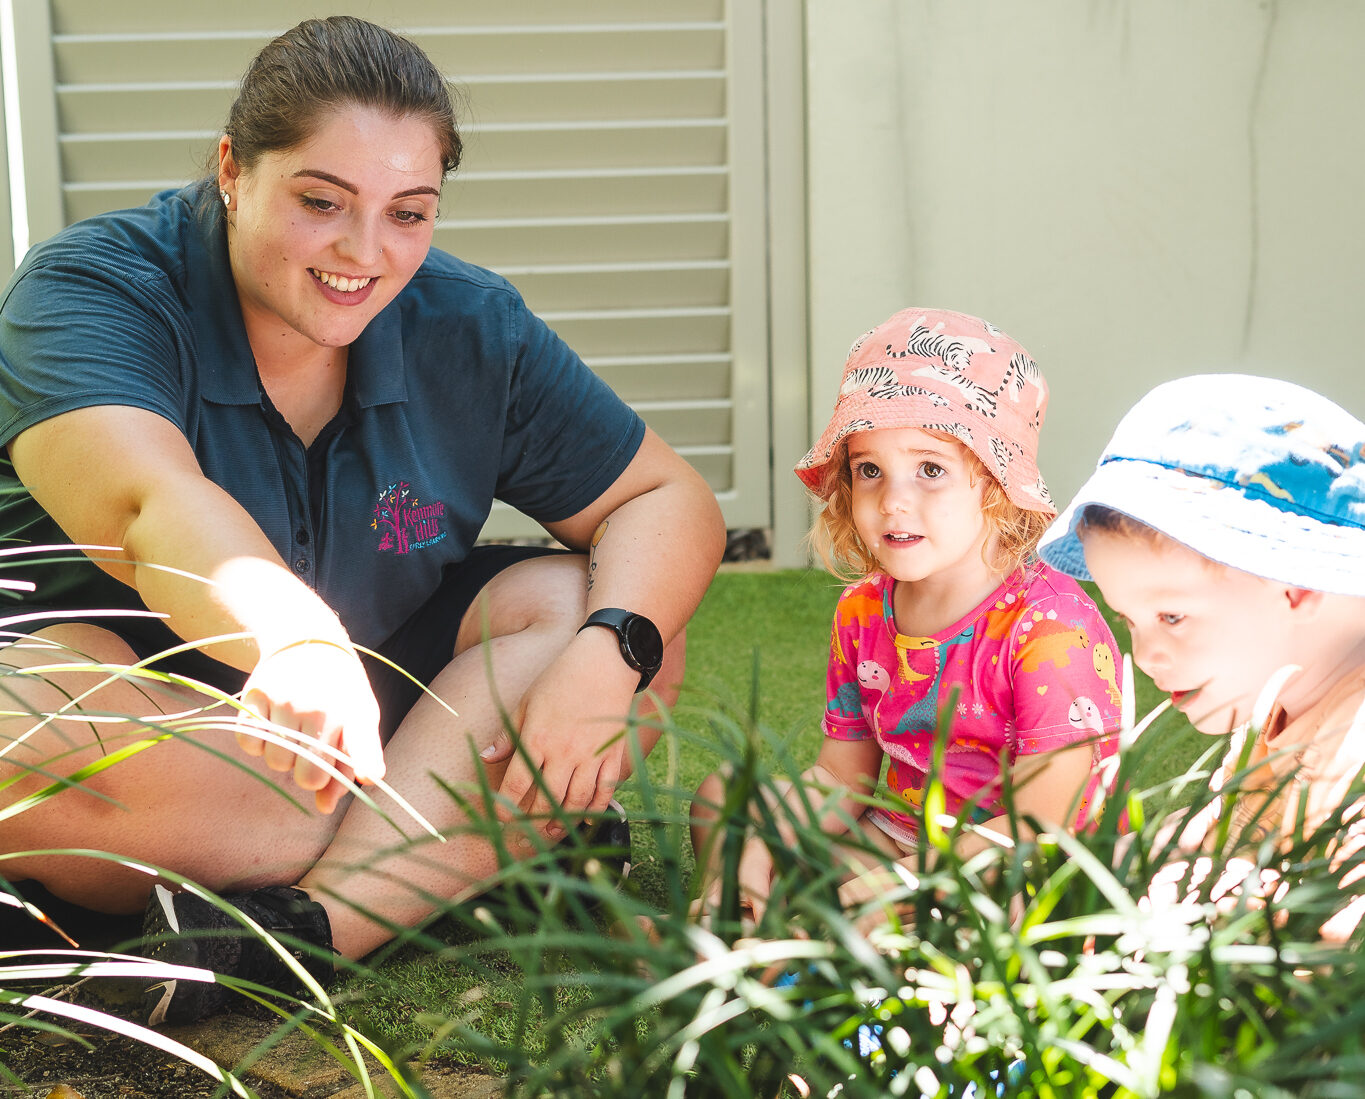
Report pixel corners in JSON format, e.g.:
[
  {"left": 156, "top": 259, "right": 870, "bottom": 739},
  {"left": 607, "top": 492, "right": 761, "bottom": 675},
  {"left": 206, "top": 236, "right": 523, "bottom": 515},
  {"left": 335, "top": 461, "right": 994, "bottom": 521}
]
[{"left": 1158, "top": 612, "right": 1184, "bottom": 626}]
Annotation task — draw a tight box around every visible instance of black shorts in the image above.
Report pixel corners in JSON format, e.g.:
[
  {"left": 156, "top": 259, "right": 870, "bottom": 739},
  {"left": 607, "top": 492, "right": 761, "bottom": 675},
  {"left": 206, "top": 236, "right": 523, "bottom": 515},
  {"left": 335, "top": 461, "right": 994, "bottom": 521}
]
[{"left": 0, "top": 544, "right": 572, "bottom": 740}]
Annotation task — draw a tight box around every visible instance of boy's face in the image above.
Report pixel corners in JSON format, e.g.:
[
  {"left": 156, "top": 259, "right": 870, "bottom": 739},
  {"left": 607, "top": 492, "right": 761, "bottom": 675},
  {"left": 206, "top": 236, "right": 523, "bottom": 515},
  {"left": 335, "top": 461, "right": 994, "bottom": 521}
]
[{"left": 1081, "top": 528, "right": 1300, "bottom": 736}]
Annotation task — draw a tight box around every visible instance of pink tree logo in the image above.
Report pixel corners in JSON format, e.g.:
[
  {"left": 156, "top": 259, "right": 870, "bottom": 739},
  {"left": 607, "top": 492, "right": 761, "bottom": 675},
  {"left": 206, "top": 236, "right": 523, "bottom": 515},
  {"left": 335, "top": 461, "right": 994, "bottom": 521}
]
[{"left": 372, "top": 482, "right": 412, "bottom": 555}]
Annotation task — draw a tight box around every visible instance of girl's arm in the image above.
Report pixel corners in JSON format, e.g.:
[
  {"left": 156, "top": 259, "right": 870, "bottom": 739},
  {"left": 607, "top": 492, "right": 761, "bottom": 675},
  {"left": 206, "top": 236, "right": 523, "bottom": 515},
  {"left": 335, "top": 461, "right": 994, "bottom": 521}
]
[
  {"left": 10, "top": 405, "right": 383, "bottom": 810},
  {"left": 949, "top": 739, "right": 1097, "bottom": 860},
  {"left": 694, "top": 736, "right": 885, "bottom": 928}
]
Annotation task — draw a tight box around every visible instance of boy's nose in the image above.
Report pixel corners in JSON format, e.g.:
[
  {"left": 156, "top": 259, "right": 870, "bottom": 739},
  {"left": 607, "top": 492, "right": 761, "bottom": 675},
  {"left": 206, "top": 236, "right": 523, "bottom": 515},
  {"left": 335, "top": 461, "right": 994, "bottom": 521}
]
[{"left": 1129, "top": 631, "right": 1165, "bottom": 679}]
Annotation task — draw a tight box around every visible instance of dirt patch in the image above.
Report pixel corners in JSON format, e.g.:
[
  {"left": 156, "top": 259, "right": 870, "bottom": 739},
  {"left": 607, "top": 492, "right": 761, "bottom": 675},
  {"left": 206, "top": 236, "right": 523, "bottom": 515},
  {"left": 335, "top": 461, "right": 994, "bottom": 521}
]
[
  {"left": 0, "top": 994, "right": 502, "bottom": 1099},
  {"left": 0, "top": 1020, "right": 293, "bottom": 1098}
]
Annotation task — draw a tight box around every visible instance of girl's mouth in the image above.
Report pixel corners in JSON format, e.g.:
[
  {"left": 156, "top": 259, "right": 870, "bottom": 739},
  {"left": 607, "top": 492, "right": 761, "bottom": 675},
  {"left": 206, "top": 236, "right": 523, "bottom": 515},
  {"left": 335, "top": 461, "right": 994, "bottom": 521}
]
[{"left": 884, "top": 533, "right": 921, "bottom": 545}]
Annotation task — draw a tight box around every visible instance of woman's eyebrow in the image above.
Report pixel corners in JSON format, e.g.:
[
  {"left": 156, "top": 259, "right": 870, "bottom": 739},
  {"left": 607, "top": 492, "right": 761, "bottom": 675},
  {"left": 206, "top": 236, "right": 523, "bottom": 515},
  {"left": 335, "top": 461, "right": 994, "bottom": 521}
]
[{"left": 292, "top": 169, "right": 439, "bottom": 200}]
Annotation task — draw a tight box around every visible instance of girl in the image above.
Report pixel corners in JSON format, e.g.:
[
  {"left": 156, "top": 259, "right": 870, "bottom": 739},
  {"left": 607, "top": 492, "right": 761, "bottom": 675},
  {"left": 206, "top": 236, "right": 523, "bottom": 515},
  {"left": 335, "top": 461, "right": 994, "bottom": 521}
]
[{"left": 694, "top": 308, "right": 1120, "bottom": 923}]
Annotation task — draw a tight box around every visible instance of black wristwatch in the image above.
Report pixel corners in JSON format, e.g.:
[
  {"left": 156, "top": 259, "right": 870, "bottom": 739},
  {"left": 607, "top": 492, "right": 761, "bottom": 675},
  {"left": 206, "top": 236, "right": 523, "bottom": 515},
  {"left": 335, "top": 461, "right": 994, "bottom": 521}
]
[{"left": 578, "top": 608, "right": 664, "bottom": 693}]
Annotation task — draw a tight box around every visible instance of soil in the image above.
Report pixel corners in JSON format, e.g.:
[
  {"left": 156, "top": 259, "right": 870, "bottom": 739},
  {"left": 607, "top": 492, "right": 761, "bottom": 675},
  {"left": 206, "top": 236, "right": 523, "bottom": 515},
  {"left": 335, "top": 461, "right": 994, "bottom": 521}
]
[{"left": 0, "top": 1020, "right": 295, "bottom": 1098}]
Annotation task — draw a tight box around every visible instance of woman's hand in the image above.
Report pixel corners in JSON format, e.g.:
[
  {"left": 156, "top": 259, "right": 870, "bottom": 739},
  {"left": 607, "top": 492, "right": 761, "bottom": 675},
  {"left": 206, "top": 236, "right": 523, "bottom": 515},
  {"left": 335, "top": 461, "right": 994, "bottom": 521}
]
[
  {"left": 492, "top": 626, "right": 638, "bottom": 835},
  {"left": 237, "top": 638, "right": 383, "bottom": 814}
]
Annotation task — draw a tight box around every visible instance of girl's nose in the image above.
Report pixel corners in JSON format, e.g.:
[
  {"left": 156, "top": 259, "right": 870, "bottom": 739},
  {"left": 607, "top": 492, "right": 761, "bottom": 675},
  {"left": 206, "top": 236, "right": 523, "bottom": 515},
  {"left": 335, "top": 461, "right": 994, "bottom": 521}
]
[{"left": 878, "top": 476, "right": 912, "bottom": 514}]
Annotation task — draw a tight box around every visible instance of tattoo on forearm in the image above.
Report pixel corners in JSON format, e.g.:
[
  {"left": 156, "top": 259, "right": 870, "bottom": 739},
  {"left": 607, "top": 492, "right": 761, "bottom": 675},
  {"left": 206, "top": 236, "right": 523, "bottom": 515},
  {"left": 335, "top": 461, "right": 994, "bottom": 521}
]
[{"left": 587, "top": 519, "right": 609, "bottom": 593}]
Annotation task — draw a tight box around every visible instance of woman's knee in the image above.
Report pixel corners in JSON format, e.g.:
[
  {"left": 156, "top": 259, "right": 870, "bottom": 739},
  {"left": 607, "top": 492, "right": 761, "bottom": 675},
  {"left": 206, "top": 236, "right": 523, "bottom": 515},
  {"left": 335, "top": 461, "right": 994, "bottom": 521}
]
[{"left": 455, "top": 554, "right": 589, "bottom": 653}]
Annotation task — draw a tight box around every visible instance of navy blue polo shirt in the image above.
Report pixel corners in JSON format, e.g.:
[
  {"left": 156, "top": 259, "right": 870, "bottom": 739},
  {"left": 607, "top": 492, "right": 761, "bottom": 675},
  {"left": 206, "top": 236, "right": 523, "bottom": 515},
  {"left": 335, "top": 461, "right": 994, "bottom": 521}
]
[{"left": 0, "top": 184, "right": 644, "bottom": 652}]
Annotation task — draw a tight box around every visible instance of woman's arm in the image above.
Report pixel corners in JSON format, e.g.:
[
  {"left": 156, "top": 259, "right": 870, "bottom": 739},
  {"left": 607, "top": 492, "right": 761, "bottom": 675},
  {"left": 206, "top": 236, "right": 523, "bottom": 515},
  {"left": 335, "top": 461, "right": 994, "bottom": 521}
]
[
  {"left": 494, "top": 427, "right": 726, "bottom": 820},
  {"left": 10, "top": 405, "right": 383, "bottom": 808}
]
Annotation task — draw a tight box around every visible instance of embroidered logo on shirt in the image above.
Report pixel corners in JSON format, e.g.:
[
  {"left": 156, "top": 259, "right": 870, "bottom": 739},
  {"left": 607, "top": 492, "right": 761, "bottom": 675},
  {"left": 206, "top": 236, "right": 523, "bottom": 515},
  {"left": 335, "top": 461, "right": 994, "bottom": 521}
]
[{"left": 372, "top": 481, "right": 447, "bottom": 554}]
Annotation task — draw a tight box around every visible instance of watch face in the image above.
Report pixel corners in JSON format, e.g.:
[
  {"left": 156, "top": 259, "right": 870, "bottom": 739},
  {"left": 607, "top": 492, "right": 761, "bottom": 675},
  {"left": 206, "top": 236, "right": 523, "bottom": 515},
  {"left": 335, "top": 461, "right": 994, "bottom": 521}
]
[{"left": 623, "top": 616, "right": 664, "bottom": 671}]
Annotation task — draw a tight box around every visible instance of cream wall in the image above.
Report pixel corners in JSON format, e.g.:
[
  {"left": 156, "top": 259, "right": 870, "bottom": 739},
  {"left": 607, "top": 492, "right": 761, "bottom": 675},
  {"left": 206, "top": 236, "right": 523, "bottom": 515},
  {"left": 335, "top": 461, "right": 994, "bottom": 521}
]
[{"left": 803, "top": 0, "right": 1364, "bottom": 513}]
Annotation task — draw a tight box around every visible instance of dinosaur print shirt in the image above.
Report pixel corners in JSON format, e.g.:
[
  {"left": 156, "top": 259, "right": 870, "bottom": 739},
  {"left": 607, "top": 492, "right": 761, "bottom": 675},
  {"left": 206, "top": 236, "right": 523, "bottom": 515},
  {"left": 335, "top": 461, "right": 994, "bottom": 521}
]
[{"left": 823, "top": 563, "right": 1121, "bottom": 843}]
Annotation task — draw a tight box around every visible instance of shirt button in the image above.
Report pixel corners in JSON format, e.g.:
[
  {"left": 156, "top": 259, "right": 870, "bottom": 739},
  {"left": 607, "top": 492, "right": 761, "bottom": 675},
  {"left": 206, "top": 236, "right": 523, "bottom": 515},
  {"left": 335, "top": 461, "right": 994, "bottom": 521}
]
[
  {"left": 295, "top": 529, "right": 309, "bottom": 545},
  {"left": 293, "top": 558, "right": 309, "bottom": 573}
]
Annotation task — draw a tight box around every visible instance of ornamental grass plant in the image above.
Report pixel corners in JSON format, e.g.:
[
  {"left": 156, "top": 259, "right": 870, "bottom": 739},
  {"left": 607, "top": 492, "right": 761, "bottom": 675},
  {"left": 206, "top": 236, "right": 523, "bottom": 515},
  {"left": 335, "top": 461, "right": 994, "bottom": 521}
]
[{"left": 3, "top": 567, "right": 1364, "bottom": 1097}]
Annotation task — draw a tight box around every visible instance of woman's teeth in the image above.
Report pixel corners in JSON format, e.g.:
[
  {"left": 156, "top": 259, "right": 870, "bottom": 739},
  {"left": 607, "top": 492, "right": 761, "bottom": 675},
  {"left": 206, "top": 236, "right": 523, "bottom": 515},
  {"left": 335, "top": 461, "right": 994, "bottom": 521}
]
[{"left": 311, "top": 269, "right": 372, "bottom": 293}]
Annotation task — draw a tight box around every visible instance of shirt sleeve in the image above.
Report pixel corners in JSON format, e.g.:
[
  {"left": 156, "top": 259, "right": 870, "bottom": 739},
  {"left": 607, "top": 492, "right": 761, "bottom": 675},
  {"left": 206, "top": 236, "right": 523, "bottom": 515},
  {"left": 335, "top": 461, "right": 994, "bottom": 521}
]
[
  {"left": 1010, "top": 590, "right": 1124, "bottom": 754},
  {"left": 493, "top": 298, "right": 646, "bottom": 523},
  {"left": 823, "top": 591, "right": 873, "bottom": 741},
  {"left": 0, "top": 259, "right": 185, "bottom": 448}
]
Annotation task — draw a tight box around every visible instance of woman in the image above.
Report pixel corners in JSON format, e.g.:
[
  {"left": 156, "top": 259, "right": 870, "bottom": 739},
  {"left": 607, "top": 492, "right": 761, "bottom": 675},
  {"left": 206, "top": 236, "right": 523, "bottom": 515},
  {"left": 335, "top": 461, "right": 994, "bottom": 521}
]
[{"left": 0, "top": 17, "right": 724, "bottom": 1023}]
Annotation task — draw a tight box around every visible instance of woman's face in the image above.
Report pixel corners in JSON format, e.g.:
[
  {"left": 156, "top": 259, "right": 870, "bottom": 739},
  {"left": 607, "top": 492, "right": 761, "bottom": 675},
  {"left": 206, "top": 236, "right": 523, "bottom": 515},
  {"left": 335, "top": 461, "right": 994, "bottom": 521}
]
[{"left": 221, "top": 104, "right": 444, "bottom": 357}]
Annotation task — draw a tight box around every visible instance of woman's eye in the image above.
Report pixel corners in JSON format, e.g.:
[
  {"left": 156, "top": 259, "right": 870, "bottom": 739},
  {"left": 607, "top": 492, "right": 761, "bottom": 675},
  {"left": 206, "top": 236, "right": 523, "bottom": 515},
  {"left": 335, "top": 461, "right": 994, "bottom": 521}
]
[
  {"left": 1158, "top": 612, "right": 1184, "bottom": 626},
  {"left": 394, "top": 208, "right": 429, "bottom": 225},
  {"left": 301, "top": 196, "right": 338, "bottom": 213}
]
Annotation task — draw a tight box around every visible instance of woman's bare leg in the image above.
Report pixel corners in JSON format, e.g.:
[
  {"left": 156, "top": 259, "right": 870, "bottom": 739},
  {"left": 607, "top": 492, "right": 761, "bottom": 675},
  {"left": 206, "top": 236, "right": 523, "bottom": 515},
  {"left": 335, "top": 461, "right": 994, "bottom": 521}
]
[
  {"left": 1, "top": 558, "right": 677, "bottom": 956},
  {"left": 0, "top": 624, "right": 343, "bottom": 912},
  {"left": 300, "top": 555, "right": 676, "bottom": 958}
]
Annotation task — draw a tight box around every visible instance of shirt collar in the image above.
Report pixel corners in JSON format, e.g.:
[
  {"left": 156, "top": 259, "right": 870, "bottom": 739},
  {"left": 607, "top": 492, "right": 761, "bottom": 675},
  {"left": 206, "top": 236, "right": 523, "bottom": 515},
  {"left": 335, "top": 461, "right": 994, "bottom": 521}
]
[{"left": 187, "top": 185, "right": 408, "bottom": 408}]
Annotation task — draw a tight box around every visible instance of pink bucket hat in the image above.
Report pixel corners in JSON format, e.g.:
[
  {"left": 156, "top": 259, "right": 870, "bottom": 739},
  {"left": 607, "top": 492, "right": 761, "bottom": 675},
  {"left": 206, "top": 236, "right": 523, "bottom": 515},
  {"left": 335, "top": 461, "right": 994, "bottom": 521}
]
[{"left": 795, "top": 307, "right": 1055, "bottom": 515}]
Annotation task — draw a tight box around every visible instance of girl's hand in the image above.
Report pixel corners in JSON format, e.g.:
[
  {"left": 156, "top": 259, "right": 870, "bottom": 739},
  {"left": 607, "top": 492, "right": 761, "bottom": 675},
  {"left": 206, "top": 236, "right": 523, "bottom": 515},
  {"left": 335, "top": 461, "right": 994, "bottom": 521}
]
[
  {"left": 236, "top": 639, "right": 384, "bottom": 814},
  {"left": 691, "top": 836, "right": 776, "bottom": 933}
]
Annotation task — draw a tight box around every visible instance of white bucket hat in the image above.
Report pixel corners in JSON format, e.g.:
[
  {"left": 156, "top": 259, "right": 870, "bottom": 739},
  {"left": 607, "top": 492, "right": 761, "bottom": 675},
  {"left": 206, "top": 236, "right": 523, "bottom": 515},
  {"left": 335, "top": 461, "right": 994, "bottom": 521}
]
[{"left": 1039, "top": 374, "right": 1365, "bottom": 596}]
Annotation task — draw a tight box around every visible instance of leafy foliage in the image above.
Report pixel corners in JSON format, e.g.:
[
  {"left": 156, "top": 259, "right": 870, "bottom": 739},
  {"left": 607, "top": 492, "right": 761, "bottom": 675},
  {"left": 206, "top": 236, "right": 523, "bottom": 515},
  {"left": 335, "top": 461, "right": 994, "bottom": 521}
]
[{"left": 2, "top": 561, "right": 1363, "bottom": 1097}]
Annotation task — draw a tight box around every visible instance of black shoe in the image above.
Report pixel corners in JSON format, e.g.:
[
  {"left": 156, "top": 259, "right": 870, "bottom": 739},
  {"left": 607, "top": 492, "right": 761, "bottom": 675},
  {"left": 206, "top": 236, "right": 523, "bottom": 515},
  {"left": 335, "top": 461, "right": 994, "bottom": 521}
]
[
  {"left": 140, "top": 884, "right": 335, "bottom": 1026},
  {"left": 571, "top": 798, "right": 633, "bottom": 883}
]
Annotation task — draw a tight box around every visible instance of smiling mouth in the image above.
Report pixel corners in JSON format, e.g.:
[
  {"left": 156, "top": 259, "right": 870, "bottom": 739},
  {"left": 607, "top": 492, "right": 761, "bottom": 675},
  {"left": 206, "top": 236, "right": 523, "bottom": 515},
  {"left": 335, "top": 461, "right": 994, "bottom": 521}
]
[
  {"left": 884, "top": 533, "right": 921, "bottom": 545},
  {"left": 310, "top": 268, "right": 373, "bottom": 293}
]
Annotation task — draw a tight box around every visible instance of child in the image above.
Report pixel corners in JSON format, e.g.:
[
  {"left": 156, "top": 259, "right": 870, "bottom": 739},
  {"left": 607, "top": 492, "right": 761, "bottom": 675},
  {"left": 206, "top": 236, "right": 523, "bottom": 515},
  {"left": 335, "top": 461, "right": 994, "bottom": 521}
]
[
  {"left": 1038, "top": 374, "right": 1365, "bottom": 936},
  {"left": 692, "top": 308, "right": 1122, "bottom": 924}
]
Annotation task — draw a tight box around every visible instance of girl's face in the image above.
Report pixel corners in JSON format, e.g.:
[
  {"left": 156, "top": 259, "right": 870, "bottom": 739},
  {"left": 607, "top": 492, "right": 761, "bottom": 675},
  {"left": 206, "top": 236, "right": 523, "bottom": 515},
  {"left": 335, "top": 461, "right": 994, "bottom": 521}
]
[
  {"left": 1081, "top": 528, "right": 1301, "bottom": 735},
  {"left": 221, "top": 104, "right": 444, "bottom": 358},
  {"left": 847, "top": 427, "right": 995, "bottom": 591}
]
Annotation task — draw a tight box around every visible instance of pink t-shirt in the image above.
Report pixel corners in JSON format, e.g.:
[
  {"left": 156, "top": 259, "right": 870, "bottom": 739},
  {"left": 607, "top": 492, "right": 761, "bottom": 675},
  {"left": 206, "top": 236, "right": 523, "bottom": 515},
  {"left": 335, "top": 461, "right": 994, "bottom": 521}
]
[{"left": 823, "top": 563, "right": 1121, "bottom": 843}]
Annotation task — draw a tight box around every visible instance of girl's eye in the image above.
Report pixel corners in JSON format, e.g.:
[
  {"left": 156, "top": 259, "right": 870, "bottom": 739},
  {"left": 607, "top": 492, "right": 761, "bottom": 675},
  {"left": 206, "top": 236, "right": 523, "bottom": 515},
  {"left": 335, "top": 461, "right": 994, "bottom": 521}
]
[
  {"left": 301, "top": 195, "right": 339, "bottom": 213},
  {"left": 852, "top": 461, "right": 880, "bottom": 480},
  {"left": 1158, "top": 612, "right": 1184, "bottom": 626},
  {"left": 920, "top": 461, "right": 946, "bottom": 479}
]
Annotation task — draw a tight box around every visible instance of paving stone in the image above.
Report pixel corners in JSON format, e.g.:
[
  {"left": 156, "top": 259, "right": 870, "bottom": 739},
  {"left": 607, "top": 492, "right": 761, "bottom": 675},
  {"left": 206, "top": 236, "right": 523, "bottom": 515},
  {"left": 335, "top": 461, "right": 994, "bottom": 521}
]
[{"left": 165, "top": 1014, "right": 502, "bottom": 1098}]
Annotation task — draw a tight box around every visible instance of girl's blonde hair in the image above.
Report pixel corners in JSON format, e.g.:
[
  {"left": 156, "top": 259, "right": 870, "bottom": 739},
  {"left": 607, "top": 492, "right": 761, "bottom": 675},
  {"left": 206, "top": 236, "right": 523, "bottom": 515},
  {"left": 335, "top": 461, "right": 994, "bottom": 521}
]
[{"left": 807, "top": 434, "right": 1052, "bottom": 583}]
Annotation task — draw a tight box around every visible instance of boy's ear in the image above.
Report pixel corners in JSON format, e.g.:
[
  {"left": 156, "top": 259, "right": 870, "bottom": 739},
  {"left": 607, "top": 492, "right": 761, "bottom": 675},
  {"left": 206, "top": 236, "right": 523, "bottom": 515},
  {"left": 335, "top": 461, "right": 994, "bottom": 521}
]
[{"left": 1284, "top": 586, "right": 1323, "bottom": 613}]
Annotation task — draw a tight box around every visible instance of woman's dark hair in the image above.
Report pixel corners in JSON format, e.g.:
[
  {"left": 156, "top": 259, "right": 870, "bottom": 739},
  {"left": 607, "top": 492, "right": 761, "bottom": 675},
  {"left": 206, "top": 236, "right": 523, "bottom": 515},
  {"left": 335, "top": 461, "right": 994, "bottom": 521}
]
[{"left": 224, "top": 16, "right": 461, "bottom": 175}]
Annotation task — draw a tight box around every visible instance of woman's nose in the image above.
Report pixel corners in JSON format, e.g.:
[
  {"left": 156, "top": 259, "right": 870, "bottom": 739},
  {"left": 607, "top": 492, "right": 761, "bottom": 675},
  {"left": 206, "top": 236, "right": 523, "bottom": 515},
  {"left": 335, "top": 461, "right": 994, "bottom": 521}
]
[{"left": 336, "top": 215, "right": 383, "bottom": 267}]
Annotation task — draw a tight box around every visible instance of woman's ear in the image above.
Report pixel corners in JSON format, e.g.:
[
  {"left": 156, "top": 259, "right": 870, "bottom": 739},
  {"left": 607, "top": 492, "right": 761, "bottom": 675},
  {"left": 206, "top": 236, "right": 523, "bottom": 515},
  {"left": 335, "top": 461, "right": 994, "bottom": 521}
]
[{"left": 217, "top": 135, "right": 239, "bottom": 194}]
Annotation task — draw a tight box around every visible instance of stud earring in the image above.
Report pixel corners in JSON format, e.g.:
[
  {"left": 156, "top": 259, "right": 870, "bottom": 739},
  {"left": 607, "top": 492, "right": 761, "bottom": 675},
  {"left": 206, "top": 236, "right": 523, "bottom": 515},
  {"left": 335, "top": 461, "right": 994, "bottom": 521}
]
[{"left": 220, "top": 190, "right": 230, "bottom": 209}]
